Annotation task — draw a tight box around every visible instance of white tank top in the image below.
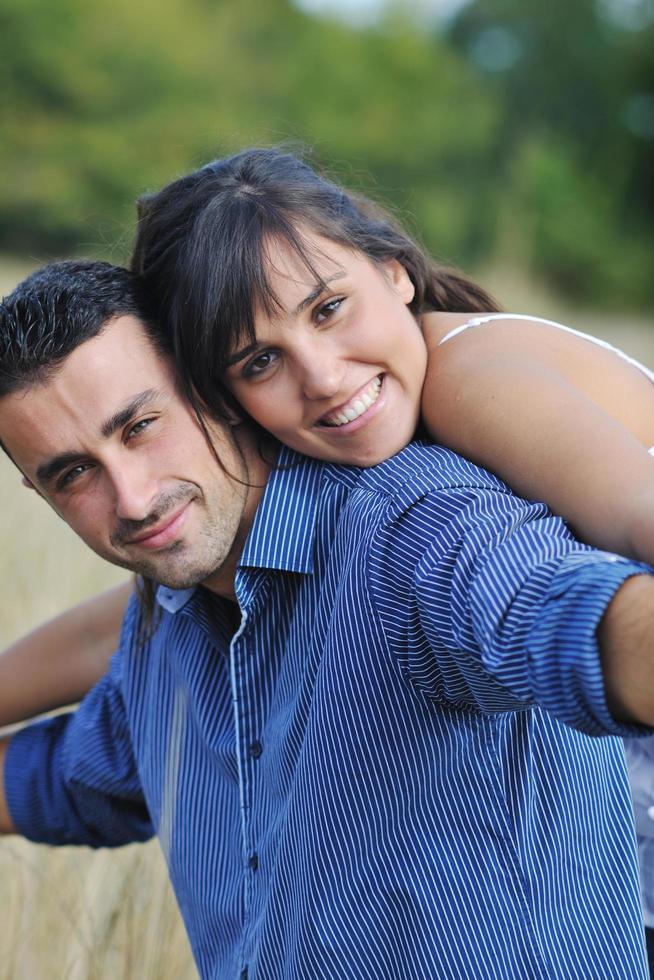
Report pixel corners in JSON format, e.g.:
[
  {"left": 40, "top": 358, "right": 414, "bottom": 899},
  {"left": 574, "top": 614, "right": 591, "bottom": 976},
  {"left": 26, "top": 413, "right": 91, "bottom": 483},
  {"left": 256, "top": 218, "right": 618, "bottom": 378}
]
[{"left": 438, "top": 313, "right": 654, "bottom": 453}]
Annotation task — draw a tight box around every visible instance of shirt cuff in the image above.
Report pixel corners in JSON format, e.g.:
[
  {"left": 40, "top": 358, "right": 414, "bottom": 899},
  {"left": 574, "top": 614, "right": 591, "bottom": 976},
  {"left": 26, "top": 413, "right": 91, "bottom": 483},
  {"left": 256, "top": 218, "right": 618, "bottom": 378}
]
[
  {"left": 4, "top": 717, "right": 69, "bottom": 842},
  {"left": 530, "top": 555, "right": 652, "bottom": 737}
]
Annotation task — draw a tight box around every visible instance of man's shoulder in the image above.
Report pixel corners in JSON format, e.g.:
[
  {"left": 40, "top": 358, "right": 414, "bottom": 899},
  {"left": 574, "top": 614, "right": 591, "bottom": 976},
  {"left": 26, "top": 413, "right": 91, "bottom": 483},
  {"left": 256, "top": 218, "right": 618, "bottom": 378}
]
[
  {"left": 318, "top": 441, "right": 519, "bottom": 543},
  {"left": 353, "top": 441, "right": 511, "bottom": 504}
]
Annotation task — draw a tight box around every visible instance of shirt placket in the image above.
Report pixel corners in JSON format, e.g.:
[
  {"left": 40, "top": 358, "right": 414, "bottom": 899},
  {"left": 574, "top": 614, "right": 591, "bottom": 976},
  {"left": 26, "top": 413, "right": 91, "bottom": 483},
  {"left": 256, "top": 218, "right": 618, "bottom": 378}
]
[{"left": 230, "top": 572, "right": 271, "bottom": 978}]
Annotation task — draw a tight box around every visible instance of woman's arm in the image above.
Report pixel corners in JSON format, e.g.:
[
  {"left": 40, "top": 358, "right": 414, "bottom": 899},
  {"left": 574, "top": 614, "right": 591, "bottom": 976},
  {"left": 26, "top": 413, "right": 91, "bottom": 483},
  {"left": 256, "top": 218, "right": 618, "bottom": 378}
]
[
  {"left": 421, "top": 317, "right": 654, "bottom": 565},
  {"left": 0, "top": 580, "right": 132, "bottom": 727}
]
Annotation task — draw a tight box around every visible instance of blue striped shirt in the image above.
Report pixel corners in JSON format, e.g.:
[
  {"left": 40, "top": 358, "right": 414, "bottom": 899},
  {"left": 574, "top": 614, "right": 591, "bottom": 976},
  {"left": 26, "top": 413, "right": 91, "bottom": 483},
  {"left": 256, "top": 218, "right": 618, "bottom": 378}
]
[{"left": 5, "top": 442, "right": 650, "bottom": 978}]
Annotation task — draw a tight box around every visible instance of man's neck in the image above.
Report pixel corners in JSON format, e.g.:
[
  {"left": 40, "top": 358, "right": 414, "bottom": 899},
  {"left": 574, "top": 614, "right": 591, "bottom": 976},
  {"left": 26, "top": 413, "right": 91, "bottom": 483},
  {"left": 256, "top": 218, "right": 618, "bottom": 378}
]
[{"left": 201, "top": 428, "right": 275, "bottom": 602}]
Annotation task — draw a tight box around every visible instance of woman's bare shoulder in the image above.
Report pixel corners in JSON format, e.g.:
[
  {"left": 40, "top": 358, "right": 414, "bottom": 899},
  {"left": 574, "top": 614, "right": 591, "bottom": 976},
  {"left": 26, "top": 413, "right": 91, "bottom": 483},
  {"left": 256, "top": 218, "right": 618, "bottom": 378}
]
[
  {"left": 423, "top": 312, "right": 573, "bottom": 362},
  {"left": 422, "top": 311, "right": 654, "bottom": 447},
  {"left": 423, "top": 312, "right": 640, "bottom": 394}
]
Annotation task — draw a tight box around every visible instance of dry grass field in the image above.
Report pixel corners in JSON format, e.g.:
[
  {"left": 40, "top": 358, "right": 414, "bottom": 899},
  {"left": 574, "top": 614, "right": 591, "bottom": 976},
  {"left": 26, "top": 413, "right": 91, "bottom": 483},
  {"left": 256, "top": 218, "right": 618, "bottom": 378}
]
[
  {"left": 0, "top": 256, "right": 652, "bottom": 978},
  {"left": 0, "top": 448, "right": 197, "bottom": 980},
  {"left": 0, "top": 260, "right": 197, "bottom": 979}
]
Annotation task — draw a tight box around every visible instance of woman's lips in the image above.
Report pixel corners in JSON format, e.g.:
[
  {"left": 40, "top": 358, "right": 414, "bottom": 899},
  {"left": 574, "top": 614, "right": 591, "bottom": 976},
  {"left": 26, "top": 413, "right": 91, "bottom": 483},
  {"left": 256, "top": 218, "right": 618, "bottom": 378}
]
[
  {"left": 315, "top": 374, "right": 386, "bottom": 439},
  {"left": 318, "top": 375, "right": 384, "bottom": 429}
]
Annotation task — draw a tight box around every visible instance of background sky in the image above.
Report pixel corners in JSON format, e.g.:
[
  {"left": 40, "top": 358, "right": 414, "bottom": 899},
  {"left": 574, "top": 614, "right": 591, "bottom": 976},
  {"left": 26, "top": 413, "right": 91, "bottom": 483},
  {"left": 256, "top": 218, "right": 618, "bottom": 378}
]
[
  {"left": 293, "top": 0, "right": 652, "bottom": 28},
  {"left": 293, "top": 0, "right": 471, "bottom": 26}
]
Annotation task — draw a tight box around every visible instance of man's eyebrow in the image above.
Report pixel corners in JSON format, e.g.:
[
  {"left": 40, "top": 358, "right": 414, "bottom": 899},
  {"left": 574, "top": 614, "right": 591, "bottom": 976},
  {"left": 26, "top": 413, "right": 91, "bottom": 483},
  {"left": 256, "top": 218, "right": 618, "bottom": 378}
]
[
  {"left": 35, "top": 389, "right": 162, "bottom": 489},
  {"left": 225, "top": 272, "right": 347, "bottom": 369},
  {"left": 36, "top": 451, "right": 90, "bottom": 489},
  {"left": 100, "top": 388, "right": 161, "bottom": 439}
]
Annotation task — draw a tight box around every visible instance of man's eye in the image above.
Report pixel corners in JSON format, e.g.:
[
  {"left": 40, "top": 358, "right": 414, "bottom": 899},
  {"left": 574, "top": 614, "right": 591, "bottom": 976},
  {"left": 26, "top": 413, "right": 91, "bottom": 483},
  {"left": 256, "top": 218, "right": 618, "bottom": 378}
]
[
  {"left": 243, "top": 351, "right": 277, "bottom": 378},
  {"left": 58, "top": 463, "right": 92, "bottom": 490},
  {"left": 315, "top": 297, "right": 344, "bottom": 324},
  {"left": 127, "top": 418, "right": 154, "bottom": 439}
]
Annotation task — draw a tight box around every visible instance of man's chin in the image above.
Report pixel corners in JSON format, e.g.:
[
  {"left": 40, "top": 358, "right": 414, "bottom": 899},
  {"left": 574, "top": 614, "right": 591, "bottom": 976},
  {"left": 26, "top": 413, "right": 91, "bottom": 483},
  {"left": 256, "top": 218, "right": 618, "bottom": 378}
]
[
  {"left": 105, "top": 547, "right": 216, "bottom": 591},
  {"left": 136, "top": 562, "right": 215, "bottom": 591}
]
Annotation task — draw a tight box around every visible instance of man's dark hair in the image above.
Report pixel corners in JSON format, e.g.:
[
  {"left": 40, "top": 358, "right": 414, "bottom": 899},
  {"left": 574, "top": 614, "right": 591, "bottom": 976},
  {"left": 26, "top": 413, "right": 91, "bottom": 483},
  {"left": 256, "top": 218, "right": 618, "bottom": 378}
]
[{"left": 0, "top": 259, "right": 167, "bottom": 398}]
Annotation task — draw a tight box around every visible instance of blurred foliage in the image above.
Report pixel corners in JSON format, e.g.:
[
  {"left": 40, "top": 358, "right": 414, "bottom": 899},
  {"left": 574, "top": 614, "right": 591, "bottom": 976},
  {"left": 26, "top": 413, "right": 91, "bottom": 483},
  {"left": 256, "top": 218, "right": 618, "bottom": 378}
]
[
  {"left": 446, "top": 0, "right": 654, "bottom": 305},
  {"left": 0, "top": 0, "right": 652, "bottom": 306}
]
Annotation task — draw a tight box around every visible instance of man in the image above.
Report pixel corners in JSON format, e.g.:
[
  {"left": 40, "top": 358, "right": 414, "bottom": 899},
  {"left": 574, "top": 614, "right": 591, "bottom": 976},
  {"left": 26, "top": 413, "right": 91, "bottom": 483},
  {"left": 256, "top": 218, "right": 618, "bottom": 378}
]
[{"left": 0, "top": 259, "right": 652, "bottom": 979}]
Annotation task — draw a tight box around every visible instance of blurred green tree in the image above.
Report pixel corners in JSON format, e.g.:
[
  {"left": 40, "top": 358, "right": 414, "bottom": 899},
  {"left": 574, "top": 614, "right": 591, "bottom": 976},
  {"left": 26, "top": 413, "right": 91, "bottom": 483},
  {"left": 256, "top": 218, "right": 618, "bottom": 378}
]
[
  {"left": 0, "top": 0, "right": 496, "bottom": 267},
  {"left": 0, "top": 0, "right": 651, "bottom": 305},
  {"left": 446, "top": 0, "right": 654, "bottom": 304}
]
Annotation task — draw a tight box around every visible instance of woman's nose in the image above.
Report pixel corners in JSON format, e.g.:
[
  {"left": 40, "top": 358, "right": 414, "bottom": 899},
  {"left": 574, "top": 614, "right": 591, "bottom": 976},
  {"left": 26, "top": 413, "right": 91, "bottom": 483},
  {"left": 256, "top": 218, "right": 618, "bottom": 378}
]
[{"left": 298, "top": 350, "right": 344, "bottom": 401}]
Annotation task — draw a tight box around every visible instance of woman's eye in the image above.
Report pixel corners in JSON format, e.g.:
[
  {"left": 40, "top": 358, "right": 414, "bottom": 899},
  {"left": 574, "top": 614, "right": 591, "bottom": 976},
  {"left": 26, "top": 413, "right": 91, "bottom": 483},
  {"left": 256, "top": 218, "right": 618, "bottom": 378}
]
[
  {"left": 315, "top": 297, "right": 344, "bottom": 324},
  {"left": 243, "top": 351, "right": 277, "bottom": 378}
]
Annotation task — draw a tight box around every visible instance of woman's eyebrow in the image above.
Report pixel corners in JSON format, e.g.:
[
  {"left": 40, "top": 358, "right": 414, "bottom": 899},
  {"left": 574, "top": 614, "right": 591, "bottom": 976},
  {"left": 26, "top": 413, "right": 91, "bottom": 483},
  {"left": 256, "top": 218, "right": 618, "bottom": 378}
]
[
  {"left": 293, "top": 272, "right": 346, "bottom": 316},
  {"left": 226, "top": 271, "right": 347, "bottom": 369},
  {"left": 224, "top": 342, "right": 260, "bottom": 369}
]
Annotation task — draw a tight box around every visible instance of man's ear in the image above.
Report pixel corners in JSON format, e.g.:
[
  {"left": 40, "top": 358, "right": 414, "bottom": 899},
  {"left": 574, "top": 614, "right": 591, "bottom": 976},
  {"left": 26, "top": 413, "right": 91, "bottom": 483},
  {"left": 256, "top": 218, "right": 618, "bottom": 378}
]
[
  {"left": 385, "top": 259, "right": 415, "bottom": 305},
  {"left": 21, "top": 475, "right": 46, "bottom": 503}
]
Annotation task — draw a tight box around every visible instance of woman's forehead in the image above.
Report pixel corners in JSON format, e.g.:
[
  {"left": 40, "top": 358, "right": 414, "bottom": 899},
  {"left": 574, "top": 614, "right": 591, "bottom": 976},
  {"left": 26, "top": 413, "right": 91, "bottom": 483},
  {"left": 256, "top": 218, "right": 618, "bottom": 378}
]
[{"left": 261, "top": 229, "right": 352, "bottom": 291}]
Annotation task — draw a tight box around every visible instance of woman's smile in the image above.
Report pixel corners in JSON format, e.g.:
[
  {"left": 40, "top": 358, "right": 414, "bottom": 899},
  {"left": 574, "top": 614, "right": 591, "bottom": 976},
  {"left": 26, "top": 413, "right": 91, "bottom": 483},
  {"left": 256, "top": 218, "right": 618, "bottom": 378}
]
[{"left": 317, "top": 374, "right": 383, "bottom": 429}]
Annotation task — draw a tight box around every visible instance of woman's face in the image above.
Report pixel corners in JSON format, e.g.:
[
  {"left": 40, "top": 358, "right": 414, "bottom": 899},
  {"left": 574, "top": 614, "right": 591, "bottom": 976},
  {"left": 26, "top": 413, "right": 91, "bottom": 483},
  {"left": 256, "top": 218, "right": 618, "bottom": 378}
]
[{"left": 224, "top": 232, "right": 428, "bottom": 467}]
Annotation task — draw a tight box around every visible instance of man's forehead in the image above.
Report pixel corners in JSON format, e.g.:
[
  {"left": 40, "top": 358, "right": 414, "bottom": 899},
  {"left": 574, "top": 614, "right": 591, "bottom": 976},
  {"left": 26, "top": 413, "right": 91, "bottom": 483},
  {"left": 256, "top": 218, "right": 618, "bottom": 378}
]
[
  {"left": 79, "top": 313, "right": 170, "bottom": 371},
  {"left": 45, "top": 315, "right": 174, "bottom": 400}
]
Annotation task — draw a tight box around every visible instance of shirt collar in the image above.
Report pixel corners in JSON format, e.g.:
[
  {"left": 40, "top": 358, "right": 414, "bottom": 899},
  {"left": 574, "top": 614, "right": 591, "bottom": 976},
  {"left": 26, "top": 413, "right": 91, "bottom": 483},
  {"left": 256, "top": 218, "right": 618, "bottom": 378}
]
[
  {"left": 238, "top": 446, "right": 326, "bottom": 574},
  {"left": 156, "top": 584, "right": 196, "bottom": 614}
]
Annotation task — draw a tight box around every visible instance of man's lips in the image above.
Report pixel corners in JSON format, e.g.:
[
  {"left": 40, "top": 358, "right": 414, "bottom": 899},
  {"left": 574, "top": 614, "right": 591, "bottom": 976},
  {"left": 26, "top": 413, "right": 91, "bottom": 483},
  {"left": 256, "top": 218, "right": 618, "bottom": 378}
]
[{"left": 124, "top": 502, "right": 191, "bottom": 550}]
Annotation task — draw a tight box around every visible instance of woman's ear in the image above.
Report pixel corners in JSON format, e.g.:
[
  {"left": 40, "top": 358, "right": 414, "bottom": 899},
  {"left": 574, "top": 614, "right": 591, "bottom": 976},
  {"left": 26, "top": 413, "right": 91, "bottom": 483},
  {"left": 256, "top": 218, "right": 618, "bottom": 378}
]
[
  {"left": 385, "top": 259, "right": 415, "bottom": 305},
  {"left": 223, "top": 405, "right": 244, "bottom": 427}
]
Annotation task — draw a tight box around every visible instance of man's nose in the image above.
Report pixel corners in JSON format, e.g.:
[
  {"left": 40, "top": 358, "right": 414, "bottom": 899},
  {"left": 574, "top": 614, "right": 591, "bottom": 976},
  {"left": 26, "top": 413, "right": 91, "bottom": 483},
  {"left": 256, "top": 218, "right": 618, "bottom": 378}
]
[{"left": 110, "top": 461, "right": 158, "bottom": 523}]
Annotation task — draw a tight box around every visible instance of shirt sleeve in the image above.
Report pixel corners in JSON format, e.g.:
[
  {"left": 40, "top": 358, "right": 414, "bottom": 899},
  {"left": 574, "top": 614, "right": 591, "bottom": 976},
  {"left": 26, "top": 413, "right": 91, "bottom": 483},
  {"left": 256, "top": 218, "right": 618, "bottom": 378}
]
[
  {"left": 368, "top": 481, "right": 650, "bottom": 736},
  {"left": 4, "top": 642, "right": 153, "bottom": 848}
]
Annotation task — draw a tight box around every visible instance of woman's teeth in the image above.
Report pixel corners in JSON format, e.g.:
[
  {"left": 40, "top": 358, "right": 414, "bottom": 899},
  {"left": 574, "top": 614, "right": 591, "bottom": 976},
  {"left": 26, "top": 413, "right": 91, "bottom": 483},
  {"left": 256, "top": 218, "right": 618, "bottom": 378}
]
[{"left": 323, "top": 376, "right": 382, "bottom": 426}]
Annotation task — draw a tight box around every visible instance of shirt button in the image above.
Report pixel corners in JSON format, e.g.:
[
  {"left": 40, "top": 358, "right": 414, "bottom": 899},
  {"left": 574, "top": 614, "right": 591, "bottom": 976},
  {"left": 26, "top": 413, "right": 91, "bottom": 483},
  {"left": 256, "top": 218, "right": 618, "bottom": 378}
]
[
  {"left": 647, "top": 806, "right": 654, "bottom": 822},
  {"left": 249, "top": 853, "right": 259, "bottom": 871},
  {"left": 249, "top": 740, "right": 263, "bottom": 759}
]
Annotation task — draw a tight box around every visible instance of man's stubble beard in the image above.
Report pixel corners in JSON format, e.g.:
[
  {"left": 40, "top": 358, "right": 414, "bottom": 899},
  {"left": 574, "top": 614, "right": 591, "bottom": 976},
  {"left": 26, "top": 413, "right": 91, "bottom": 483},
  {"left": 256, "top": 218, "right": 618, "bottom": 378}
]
[
  {"left": 104, "top": 480, "right": 247, "bottom": 590},
  {"left": 124, "top": 512, "right": 241, "bottom": 590}
]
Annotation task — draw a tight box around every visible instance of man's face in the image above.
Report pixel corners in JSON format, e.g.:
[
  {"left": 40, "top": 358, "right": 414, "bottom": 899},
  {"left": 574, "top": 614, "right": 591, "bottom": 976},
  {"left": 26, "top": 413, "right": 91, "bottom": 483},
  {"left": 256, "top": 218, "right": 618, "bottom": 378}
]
[{"left": 0, "top": 315, "right": 251, "bottom": 592}]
